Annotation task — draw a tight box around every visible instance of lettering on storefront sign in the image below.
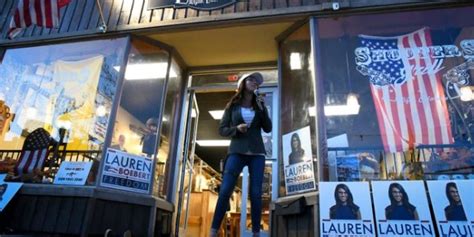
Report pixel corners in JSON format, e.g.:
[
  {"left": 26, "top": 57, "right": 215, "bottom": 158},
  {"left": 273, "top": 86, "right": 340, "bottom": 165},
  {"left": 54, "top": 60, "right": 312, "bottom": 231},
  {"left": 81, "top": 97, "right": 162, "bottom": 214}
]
[
  {"left": 100, "top": 148, "right": 153, "bottom": 194},
  {"left": 148, "top": 0, "right": 236, "bottom": 10},
  {"left": 355, "top": 39, "right": 474, "bottom": 65}
]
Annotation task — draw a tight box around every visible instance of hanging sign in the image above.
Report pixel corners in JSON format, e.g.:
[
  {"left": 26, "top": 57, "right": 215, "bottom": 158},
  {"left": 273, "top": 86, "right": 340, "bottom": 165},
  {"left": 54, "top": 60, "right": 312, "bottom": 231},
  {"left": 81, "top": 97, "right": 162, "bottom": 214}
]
[
  {"left": 100, "top": 149, "right": 153, "bottom": 194},
  {"left": 0, "top": 174, "right": 23, "bottom": 212},
  {"left": 426, "top": 180, "right": 474, "bottom": 237},
  {"left": 319, "top": 182, "right": 376, "bottom": 237},
  {"left": 53, "top": 161, "right": 92, "bottom": 185},
  {"left": 282, "top": 126, "right": 316, "bottom": 195},
  {"left": 148, "top": 0, "right": 236, "bottom": 10},
  {"left": 371, "top": 181, "right": 435, "bottom": 237}
]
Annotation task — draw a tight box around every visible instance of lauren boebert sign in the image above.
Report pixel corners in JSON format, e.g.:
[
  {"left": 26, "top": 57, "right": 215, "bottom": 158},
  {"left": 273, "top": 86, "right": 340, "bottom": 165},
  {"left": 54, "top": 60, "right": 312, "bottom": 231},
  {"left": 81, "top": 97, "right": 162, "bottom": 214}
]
[
  {"left": 319, "top": 182, "right": 376, "bottom": 237},
  {"left": 100, "top": 149, "right": 153, "bottom": 194},
  {"left": 282, "top": 126, "right": 316, "bottom": 195},
  {"left": 372, "top": 181, "right": 435, "bottom": 237},
  {"left": 53, "top": 161, "right": 92, "bottom": 185},
  {"left": 426, "top": 180, "right": 474, "bottom": 237}
]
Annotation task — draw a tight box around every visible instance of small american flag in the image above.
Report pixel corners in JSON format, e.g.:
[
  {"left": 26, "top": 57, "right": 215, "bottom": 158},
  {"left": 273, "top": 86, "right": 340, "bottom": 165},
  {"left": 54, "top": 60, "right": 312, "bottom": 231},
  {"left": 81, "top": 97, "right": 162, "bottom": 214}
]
[
  {"left": 357, "top": 28, "right": 453, "bottom": 152},
  {"left": 8, "top": 0, "right": 71, "bottom": 39}
]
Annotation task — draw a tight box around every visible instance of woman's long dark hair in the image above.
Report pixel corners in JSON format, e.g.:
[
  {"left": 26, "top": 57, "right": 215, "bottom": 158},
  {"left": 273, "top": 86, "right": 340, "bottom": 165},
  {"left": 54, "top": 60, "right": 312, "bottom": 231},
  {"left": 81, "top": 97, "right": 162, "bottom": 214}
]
[
  {"left": 290, "top": 133, "right": 302, "bottom": 152},
  {"left": 226, "top": 77, "right": 258, "bottom": 109},
  {"left": 334, "top": 184, "right": 357, "bottom": 207},
  {"left": 446, "top": 182, "right": 461, "bottom": 206},
  {"left": 388, "top": 183, "right": 414, "bottom": 208}
]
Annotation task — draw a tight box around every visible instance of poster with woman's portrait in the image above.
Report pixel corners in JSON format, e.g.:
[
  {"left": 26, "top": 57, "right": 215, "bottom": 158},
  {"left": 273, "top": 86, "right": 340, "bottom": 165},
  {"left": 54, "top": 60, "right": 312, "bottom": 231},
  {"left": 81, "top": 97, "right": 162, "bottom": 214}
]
[
  {"left": 319, "top": 182, "right": 375, "bottom": 237},
  {"left": 426, "top": 180, "right": 474, "bottom": 237},
  {"left": 371, "top": 181, "right": 435, "bottom": 237},
  {"left": 282, "top": 126, "right": 316, "bottom": 195}
]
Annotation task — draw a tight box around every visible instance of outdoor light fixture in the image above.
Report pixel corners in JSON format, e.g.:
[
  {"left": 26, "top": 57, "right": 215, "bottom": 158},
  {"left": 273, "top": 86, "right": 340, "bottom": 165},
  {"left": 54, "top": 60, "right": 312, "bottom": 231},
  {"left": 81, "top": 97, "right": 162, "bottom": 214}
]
[
  {"left": 290, "top": 53, "right": 302, "bottom": 70},
  {"left": 114, "top": 63, "right": 177, "bottom": 80},
  {"left": 196, "top": 140, "right": 230, "bottom": 147},
  {"left": 459, "top": 86, "right": 473, "bottom": 101},
  {"left": 208, "top": 110, "right": 224, "bottom": 120}
]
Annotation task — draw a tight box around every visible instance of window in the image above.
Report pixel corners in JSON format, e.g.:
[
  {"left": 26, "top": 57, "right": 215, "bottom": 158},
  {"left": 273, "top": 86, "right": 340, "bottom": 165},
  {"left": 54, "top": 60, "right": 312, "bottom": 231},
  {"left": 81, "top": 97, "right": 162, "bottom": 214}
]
[
  {"left": 0, "top": 37, "right": 128, "bottom": 184},
  {"left": 316, "top": 7, "right": 474, "bottom": 181}
]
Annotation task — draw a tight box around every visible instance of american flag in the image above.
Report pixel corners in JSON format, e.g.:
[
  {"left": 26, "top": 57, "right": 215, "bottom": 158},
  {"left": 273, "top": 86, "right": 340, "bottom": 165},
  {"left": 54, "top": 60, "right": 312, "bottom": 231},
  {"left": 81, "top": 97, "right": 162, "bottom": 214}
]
[
  {"left": 357, "top": 28, "right": 453, "bottom": 152},
  {"left": 8, "top": 0, "right": 71, "bottom": 39},
  {"left": 14, "top": 128, "right": 52, "bottom": 176}
]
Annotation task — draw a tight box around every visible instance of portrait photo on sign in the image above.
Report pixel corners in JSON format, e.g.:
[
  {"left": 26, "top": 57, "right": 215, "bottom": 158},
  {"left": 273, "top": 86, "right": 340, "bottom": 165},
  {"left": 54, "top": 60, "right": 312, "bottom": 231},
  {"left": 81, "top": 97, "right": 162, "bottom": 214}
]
[
  {"left": 319, "top": 182, "right": 375, "bottom": 221},
  {"left": 371, "top": 181, "right": 432, "bottom": 221},
  {"left": 282, "top": 126, "right": 313, "bottom": 166},
  {"left": 427, "top": 180, "right": 473, "bottom": 222}
]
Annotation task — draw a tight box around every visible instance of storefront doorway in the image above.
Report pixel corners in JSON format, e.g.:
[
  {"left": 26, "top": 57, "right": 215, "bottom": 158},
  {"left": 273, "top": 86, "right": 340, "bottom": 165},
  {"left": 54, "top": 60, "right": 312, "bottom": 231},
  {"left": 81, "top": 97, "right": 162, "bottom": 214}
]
[{"left": 175, "top": 71, "right": 279, "bottom": 237}]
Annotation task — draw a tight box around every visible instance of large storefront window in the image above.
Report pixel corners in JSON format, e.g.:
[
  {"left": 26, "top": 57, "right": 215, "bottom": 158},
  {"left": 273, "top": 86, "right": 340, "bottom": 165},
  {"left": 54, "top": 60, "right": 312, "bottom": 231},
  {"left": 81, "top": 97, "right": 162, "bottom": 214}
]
[
  {"left": 279, "top": 23, "right": 319, "bottom": 196},
  {"left": 316, "top": 7, "right": 474, "bottom": 182},
  {"left": 0, "top": 37, "right": 128, "bottom": 184},
  {"left": 109, "top": 37, "right": 174, "bottom": 197}
]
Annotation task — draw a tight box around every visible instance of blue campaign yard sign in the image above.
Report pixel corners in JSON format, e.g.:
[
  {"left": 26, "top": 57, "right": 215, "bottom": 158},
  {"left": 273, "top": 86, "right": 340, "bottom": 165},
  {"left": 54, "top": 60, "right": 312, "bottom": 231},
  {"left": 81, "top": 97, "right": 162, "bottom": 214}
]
[{"left": 149, "top": 0, "right": 236, "bottom": 10}]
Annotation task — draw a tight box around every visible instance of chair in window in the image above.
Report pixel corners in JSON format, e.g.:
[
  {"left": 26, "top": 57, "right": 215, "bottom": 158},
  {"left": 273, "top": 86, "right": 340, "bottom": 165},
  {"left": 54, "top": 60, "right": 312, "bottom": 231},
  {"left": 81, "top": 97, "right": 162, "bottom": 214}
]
[{"left": 11, "top": 128, "right": 59, "bottom": 182}]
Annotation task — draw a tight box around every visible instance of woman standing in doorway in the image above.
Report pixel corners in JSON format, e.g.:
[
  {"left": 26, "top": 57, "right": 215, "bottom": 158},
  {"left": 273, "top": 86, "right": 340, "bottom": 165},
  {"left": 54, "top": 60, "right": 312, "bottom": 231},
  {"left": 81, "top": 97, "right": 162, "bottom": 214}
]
[{"left": 210, "top": 72, "right": 272, "bottom": 237}]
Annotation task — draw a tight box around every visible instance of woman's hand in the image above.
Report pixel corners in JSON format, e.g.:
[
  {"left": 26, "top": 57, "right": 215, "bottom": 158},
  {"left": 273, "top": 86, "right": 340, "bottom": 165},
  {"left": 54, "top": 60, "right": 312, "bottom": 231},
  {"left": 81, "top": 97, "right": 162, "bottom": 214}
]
[{"left": 237, "top": 123, "right": 248, "bottom": 133}]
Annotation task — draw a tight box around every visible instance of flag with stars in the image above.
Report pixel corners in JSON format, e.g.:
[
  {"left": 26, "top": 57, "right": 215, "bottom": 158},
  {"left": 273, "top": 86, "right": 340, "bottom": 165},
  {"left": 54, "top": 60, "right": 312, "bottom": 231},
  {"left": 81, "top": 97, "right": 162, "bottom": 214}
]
[{"left": 357, "top": 28, "right": 453, "bottom": 152}]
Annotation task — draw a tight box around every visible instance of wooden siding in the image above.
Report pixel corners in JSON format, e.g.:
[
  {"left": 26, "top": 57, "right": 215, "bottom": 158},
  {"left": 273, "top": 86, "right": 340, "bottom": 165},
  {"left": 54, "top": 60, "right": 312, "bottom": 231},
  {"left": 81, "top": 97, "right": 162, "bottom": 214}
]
[
  {"left": 0, "top": 0, "right": 458, "bottom": 43},
  {"left": 0, "top": 185, "right": 173, "bottom": 236}
]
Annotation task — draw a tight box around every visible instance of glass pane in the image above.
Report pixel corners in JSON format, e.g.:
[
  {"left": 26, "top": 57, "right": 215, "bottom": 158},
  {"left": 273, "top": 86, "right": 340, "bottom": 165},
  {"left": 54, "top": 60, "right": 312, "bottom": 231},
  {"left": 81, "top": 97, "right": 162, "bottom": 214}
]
[
  {"left": 316, "top": 6, "right": 474, "bottom": 181},
  {"left": 279, "top": 23, "right": 317, "bottom": 197},
  {"left": 158, "top": 58, "right": 184, "bottom": 198},
  {"left": 0, "top": 37, "right": 128, "bottom": 184},
  {"left": 110, "top": 37, "right": 169, "bottom": 194}
]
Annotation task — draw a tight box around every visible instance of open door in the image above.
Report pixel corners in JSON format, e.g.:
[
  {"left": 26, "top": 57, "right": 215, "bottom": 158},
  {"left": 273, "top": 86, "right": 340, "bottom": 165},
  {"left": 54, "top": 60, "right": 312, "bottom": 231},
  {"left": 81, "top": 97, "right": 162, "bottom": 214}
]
[{"left": 175, "top": 91, "right": 199, "bottom": 236}]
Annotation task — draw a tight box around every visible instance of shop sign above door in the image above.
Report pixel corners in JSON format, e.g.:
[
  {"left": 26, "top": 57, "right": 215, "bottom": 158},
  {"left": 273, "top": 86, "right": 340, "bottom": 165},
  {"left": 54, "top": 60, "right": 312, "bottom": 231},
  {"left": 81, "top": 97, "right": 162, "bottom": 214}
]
[{"left": 149, "top": 0, "right": 236, "bottom": 10}]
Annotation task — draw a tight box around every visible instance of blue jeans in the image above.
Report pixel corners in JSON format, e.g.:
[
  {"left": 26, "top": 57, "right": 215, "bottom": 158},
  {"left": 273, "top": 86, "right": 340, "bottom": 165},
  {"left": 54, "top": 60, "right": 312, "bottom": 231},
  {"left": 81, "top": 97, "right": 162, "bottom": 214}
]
[{"left": 211, "top": 153, "right": 265, "bottom": 233}]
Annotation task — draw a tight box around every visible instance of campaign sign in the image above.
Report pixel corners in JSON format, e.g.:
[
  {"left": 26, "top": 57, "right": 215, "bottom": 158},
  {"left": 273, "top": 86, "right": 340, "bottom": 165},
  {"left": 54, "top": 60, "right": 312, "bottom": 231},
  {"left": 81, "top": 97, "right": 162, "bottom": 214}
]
[
  {"left": 282, "top": 126, "right": 316, "bottom": 195},
  {"left": 319, "top": 182, "right": 376, "bottom": 237},
  {"left": 372, "top": 181, "right": 435, "bottom": 237},
  {"left": 0, "top": 174, "right": 23, "bottom": 212},
  {"left": 53, "top": 161, "right": 92, "bottom": 185},
  {"left": 426, "top": 180, "right": 474, "bottom": 237},
  {"left": 100, "top": 149, "right": 153, "bottom": 194}
]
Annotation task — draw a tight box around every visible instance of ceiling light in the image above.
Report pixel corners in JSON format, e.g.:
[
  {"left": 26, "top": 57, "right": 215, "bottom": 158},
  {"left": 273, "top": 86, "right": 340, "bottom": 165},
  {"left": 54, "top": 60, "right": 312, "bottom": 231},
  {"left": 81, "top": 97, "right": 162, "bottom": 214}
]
[
  {"left": 460, "top": 86, "right": 473, "bottom": 101},
  {"left": 290, "top": 53, "right": 302, "bottom": 70},
  {"left": 26, "top": 107, "right": 37, "bottom": 118},
  {"left": 208, "top": 110, "right": 224, "bottom": 120},
  {"left": 114, "top": 63, "right": 177, "bottom": 80},
  {"left": 196, "top": 140, "right": 230, "bottom": 147},
  {"left": 96, "top": 105, "right": 106, "bottom": 117},
  {"left": 309, "top": 105, "right": 360, "bottom": 117},
  {"left": 346, "top": 93, "right": 359, "bottom": 107}
]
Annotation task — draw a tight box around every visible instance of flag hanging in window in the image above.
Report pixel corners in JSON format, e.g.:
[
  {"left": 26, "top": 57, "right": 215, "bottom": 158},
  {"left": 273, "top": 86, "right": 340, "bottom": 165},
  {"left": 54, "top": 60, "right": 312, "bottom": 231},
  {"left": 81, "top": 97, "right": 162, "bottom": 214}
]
[
  {"left": 356, "top": 28, "right": 454, "bottom": 152},
  {"left": 8, "top": 0, "right": 71, "bottom": 39}
]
